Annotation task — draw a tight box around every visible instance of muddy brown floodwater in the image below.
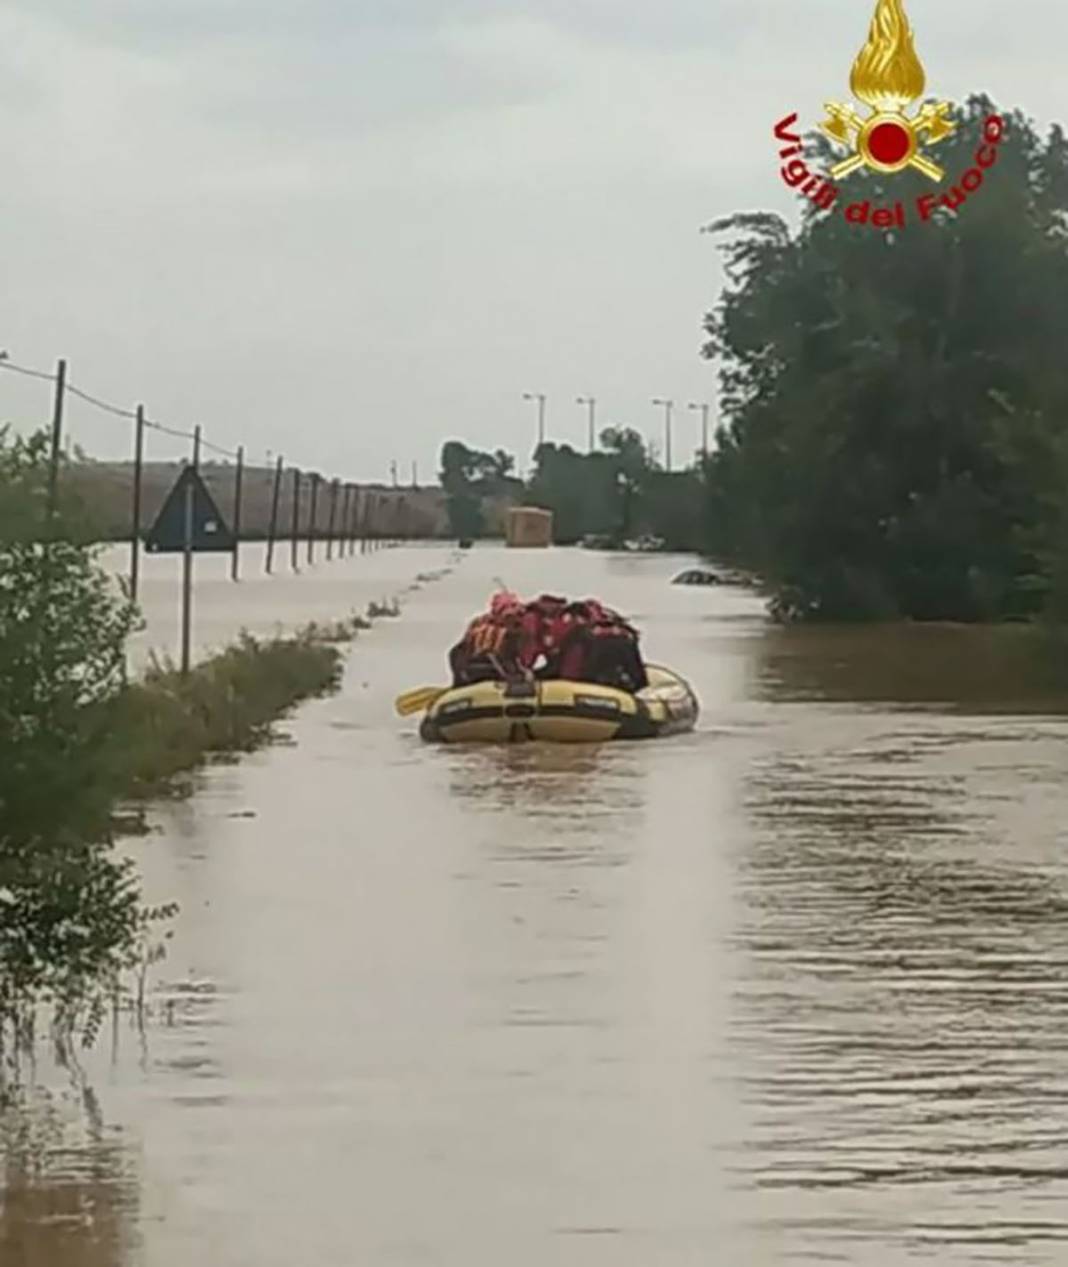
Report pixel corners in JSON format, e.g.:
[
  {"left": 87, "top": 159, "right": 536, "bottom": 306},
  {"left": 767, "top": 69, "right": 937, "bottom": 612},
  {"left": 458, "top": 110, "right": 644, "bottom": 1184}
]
[{"left": 4, "top": 545, "right": 1068, "bottom": 1266}]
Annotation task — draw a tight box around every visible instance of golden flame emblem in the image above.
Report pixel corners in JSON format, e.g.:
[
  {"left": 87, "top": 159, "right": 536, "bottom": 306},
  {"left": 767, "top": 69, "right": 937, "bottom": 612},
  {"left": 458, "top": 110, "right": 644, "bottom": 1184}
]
[{"left": 820, "top": 0, "right": 955, "bottom": 182}]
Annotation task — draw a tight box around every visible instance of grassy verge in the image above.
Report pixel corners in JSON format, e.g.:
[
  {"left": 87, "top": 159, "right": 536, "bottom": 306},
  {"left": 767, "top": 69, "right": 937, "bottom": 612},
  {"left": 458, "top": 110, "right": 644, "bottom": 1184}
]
[{"left": 113, "top": 607, "right": 385, "bottom": 808}]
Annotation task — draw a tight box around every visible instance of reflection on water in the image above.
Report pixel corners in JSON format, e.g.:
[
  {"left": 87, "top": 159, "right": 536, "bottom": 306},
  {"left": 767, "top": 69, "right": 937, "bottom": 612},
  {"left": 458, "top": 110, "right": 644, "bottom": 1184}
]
[
  {"left": 733, "top": 716, "right": 1068, "bottom": 1261},
  {"left": 1, "top": 1083, "right": 139, "bottom": 1267},
  {"left": 4, "top": 546, "right": 1068, "bottom": 1265},
  {"left": 757, "top": 620, "right": 1068, "bottom": 711}
]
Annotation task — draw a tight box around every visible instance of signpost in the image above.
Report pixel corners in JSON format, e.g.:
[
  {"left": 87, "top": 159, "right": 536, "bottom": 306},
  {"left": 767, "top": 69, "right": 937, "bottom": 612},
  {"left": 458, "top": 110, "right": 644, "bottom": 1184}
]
[{"left": 144, "top": 458, "right": 235, "bottom": 674}]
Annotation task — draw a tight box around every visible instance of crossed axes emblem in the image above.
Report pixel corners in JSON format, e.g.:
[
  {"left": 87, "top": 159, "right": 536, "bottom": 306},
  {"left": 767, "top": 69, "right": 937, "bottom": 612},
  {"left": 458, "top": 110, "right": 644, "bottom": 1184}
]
[{"left": 820, "top": 100, "right": 956, "bottom": 181}]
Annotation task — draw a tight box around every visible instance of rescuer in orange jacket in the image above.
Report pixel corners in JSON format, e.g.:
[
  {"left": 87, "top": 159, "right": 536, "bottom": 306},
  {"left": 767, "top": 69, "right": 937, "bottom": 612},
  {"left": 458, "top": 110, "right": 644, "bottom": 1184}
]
[
  {"left": 448, "top": 590, "right": 530, "bottom": 686},
  {"left": 521, "top": 594, "right": 569, "bottom": 678}
]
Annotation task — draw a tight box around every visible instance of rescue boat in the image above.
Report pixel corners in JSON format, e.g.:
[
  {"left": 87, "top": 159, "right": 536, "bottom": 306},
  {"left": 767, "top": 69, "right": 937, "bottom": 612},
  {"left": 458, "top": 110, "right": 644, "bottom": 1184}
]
[{"left": 418, "top": 664, "right": 699, "bottom": 745}]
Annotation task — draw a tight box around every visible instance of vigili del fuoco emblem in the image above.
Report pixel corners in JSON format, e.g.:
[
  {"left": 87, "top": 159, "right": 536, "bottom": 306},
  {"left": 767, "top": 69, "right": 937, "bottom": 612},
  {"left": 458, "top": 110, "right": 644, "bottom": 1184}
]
[
  {"left": 820, "top": 0, "right": 954, "bottom": 181},
  {"left": 772, "top": 0, "right": 1004, "bottom": 229}
]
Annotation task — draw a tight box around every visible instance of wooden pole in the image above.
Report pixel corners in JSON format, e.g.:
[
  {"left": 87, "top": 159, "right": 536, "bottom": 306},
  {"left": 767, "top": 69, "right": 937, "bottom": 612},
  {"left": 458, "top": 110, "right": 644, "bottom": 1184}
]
[
  {"left": 307, "top": 474, "right": 319, "bottom": 565},
  {"left": 231, "top": 445, "right": 245, "bottom": 581},
  {"left": 46, "top": 358, "right": 67, "bottom": 522},
  {"left": 180, "top": 426, "right": 200, "bottom": 677},
  {"left": 130, "top": 405, "right": 145, "bottom": 600},
  {"left": 290, "top": 469, "right": 301, "bottom": 572},
  {"left": 326, "top": 478, "right": 339, "bottom": 561},
  {"left": 340, "top": 484, "right": 352, "bottom": 558},
  {"left": 266, "top": 455, "right": 283, "bottom": 574}
]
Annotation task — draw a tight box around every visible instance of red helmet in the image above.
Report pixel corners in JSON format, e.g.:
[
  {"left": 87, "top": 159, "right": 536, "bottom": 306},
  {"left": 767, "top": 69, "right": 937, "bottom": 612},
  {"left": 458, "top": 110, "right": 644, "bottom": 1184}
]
[{"left": 490, "top": 589, "right": 523, "bottom": 619}]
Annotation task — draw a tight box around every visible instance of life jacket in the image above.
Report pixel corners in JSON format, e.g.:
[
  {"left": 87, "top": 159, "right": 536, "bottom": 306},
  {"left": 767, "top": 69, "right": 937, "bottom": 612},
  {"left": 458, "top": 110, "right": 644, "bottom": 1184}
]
[
  {"left": 461, "top": 617, "right": 502, "bottom": 658},
  {"left": 588, "top": 616, "right": 639, "bottom": 643},
  {"left": 581, "top": 599, "right": 639, "bottom": 642},
  {"left": 523, "top": 595, "right": 568, "bottom": 664}
]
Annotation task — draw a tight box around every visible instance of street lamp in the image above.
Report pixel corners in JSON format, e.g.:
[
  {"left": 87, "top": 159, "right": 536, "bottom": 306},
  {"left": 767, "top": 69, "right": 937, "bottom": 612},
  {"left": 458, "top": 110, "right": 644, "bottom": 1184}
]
[
  {"left": 688, "top": 402, "right": 711, "bottom": 462},
  {"left": 652, "top": 398, "right": 674, "bottom": 472},
  {"left": 577, "top": 396, "right": 597, "bottom": 452},
  {"left": 523, "top": 392, "right": 547, "bottom": 449}
]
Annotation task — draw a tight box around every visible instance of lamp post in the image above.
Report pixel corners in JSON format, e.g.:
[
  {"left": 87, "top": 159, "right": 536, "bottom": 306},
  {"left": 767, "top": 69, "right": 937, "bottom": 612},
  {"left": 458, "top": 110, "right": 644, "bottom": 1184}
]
[
  {"left": 522, "top": 392, "right": 546, "bottom": 449},
  {"left": 652, "top": 398, "right": 674, "bottom": 472},
  {"left": 688, "top": 401, "right": 711, "bottom": 462},
  {"left": 577, "top": 396, "right": 597, "bottom": 453}
]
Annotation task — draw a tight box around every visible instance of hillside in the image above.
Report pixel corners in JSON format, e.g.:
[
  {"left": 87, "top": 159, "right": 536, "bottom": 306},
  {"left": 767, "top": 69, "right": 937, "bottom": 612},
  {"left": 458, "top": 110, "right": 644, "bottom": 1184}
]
[{"left": 62, "top": 461, "right": 450, "bottom": 541}]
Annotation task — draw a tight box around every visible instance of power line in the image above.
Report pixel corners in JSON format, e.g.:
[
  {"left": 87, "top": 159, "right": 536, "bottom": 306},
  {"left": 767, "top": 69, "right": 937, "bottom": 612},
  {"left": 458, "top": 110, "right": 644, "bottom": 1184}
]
[
  {"left": 0, "top": 358, "right": 59, "bottom": 384},
  {"left": 144, "top": 418, "right": 196, "bottom": 443},
  {"left": 65, "top": 381, "right": 137, "bottom": 419},
  {"left": 200, "top": 436, "right": 239, "bottom": 460},
  {"left": 1, "top": 352, "right": 362, "bottom": 480}
]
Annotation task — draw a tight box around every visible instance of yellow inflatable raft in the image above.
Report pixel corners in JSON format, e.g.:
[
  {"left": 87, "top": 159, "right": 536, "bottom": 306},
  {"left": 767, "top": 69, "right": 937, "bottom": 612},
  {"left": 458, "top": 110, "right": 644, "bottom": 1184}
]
[{"left": 419, "top": 664, "right": 699, "bottom": 745}]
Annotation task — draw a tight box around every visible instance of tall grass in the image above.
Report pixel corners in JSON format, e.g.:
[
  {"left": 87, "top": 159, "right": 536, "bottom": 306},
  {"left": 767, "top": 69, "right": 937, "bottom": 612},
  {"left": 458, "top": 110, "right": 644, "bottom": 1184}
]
[{"left": 116, "top": 628, "right": 345, "bottom": 799}]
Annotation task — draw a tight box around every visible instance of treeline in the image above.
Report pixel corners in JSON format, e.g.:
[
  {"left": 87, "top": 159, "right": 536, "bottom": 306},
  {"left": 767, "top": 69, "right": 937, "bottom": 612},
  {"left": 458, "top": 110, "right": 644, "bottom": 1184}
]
[
  {"left": 702, "top": 95, "right": 1068, "bottom": 622},
  {"left": 439, "top": 431, "right": 705, "bottom": 549},
  {"left": 445, "top": 97, "right": 1068, "bottom": 624}
]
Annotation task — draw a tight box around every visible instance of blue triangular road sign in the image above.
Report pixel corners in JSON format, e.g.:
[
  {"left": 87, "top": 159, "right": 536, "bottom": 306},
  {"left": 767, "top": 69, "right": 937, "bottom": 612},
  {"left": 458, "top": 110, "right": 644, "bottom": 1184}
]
[{"left": 144, "top": 465, "right": 235, "bottom": 553}]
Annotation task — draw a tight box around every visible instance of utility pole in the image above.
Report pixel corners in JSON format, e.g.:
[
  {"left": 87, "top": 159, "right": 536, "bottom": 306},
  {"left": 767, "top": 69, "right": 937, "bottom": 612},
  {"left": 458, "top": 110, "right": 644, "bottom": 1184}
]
[
  {"left": 231, "top": 445, "right": 245, "bottom": 581},
  {"left": 577, "top": 396, "right": 597, "bottom": 452},
  {"left": 652, "top": 398, "right": 674, "bottom": 472},
  {"left": 523, "top": 392, "right": 547, "bottom": 449},
  {"left": 46, "top": 358, "right": 67, "bottom": 521},
  {"left": 180, "top": 425, "right": 201, "bottom": 677},
  {"left": 130, "top": 405, "right": 145, "bottom": 600},
  {"left": 265, "top": 455, "right": 284, "bottom": 574}
]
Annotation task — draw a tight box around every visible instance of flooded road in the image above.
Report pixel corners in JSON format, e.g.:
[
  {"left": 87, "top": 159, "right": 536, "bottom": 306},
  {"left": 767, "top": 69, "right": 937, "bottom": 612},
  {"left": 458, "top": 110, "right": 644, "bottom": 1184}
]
[{"left": 4, "top": 545, "right": 1068, "bottom": 1266}]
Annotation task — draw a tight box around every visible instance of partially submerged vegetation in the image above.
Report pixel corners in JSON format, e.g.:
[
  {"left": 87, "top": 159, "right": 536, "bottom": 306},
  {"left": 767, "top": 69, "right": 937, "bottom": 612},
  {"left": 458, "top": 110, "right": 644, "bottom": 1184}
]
[
  {"left": 0, "top": 428, "right": 389, "bottom": 1062},
  {"left": 118, "top": 628, "right": 347, "bottom": 802}
]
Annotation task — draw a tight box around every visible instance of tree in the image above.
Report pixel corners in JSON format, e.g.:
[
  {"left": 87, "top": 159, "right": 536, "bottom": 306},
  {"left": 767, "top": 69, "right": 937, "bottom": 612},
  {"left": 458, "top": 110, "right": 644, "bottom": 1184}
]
[
  {"left": 526, "top": 443, "right": 621, "bottom": 544},
  {"left": 0, "top": 428, "right": 152, "bottom": 1049},
  {"left": 701, "top": 97, "right": 1068, "bottom": 620},
  {"left": 439, "top": 440, "right": 521, "bottom": 538}
]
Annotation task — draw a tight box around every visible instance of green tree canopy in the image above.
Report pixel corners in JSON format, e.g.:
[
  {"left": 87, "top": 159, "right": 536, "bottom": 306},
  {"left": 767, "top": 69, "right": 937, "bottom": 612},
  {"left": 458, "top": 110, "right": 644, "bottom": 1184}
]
[
  {"left": 439, "top": 440, "right": 521, "bottom": 538},
  {"left": 702, "top": 96, "right": 1068, "bottom": 620}
]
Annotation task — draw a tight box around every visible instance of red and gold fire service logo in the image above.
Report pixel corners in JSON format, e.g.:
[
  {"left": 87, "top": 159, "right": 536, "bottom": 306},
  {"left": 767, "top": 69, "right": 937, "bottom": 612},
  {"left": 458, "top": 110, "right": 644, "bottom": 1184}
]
[
  {"left": 772, "top": 0, "right": 1003, "bottom": 229},
  {"left": 820, "top": 0, "right": 954, "bottom": 182}
]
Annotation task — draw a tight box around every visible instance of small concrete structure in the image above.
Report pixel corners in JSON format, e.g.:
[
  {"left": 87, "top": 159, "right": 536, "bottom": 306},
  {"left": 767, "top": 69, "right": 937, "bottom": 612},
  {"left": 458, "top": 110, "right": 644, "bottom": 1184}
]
[{"left": 506, "top": 506, "right": 553, "bottom": 548}]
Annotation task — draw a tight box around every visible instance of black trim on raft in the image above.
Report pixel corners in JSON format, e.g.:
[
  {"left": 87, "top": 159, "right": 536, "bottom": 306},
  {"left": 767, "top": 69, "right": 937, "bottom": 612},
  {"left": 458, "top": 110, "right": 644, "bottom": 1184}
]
[
  {"left": 614, "top": 700, "right": 659, "bottom": 740},
  {"left": 418, "top": 676, "right": 699, "bottom": 743},
  {"left": 429, "top": 701, "right": 637, "bottom": 732}
]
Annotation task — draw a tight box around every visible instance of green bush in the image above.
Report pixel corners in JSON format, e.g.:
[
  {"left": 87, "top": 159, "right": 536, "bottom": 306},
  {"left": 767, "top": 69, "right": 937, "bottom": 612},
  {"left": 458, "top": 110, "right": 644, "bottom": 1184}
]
[{"left": 0, "top": 427, "right": 346, "bottom": 1056}]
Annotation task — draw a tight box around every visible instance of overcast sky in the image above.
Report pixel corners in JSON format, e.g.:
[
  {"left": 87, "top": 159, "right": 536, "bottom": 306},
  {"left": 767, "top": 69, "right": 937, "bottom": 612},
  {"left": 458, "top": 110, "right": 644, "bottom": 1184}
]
[{"left": 0, "top": 1, "right": 1055, "bottom": 480}]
